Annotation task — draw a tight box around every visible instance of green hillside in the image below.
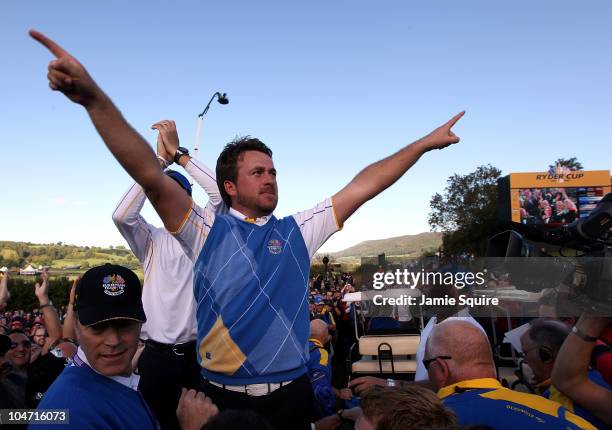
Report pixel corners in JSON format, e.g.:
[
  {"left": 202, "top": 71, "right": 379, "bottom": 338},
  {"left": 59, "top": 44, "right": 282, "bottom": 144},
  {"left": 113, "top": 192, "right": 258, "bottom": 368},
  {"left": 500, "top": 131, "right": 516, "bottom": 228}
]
[{"left": 0, "top": 241, "right": 142, "bottom": 276}]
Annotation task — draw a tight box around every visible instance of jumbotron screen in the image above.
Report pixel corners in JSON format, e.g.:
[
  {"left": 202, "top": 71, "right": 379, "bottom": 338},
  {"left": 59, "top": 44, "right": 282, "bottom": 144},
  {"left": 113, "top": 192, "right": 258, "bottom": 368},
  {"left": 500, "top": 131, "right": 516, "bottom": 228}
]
[
  {"left": 518, "top": 186, "right": 605, "bottom": 226},
  {"left": 498, "top": 170, "right": 611, "bottom": 226}
]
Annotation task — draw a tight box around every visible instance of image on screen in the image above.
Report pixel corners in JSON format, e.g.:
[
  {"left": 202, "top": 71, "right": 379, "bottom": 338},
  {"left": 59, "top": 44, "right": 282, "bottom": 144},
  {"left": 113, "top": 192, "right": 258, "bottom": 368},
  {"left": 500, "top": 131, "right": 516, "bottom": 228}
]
[{"left": 518, "top": 187, "right": 579, "bottom": 225}]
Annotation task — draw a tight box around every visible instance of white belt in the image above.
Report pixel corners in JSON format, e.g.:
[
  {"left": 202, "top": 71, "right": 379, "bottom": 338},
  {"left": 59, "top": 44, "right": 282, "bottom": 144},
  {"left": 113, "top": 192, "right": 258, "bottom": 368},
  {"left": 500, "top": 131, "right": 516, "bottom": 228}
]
[{"left": 206, "top": 379, "right": 294, "bottom": 396}]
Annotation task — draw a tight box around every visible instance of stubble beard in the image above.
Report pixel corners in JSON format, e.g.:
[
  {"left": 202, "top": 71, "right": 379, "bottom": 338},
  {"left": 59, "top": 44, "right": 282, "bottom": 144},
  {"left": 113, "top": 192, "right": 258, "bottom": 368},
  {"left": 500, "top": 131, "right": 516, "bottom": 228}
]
[{"left": 237, "top": 192, "right": 278, "bottom": 217}]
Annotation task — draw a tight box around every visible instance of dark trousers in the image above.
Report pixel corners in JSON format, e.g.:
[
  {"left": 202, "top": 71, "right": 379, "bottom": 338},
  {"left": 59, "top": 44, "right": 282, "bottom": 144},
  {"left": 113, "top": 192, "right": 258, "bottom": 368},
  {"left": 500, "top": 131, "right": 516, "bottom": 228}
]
[
  {"left": 138, "top": 341, "right": 201, "bottom": 430},
  {"left": 200, "top": 374, "right": 316, "bottom": 430}
]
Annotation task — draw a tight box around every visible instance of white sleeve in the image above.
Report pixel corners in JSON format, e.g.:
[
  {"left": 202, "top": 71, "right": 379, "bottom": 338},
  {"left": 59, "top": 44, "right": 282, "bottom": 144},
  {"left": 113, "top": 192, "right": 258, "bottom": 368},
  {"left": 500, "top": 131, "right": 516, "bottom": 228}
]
[
  {"left": 292, "top": 197, "right": 342, "bottom": 259},
  {"left": 169, "top": 199, "right": 216, "bottom": 262},
  {"left": 184, "top": 158, "right": 228, "bottom": 214},
  {"left": 112, "top": 183, "right": 153, "bottom": 263}
]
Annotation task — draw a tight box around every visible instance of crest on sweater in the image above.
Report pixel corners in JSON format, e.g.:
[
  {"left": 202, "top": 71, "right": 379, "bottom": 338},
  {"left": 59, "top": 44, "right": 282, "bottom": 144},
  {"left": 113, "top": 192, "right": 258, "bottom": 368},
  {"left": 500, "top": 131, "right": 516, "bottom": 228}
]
[{"left": 267, "top": 239, "right": 283, "bottom": 255}]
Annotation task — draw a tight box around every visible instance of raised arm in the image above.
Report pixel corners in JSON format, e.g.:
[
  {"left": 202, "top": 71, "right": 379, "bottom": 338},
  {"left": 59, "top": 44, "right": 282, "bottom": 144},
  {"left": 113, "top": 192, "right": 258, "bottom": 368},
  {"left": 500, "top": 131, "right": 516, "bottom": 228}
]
[
  {"left": 30, "top": 30, "right": 190, "bottom": 231},
  {"left": 112, "top": 183, "right": 151, "bottom": 262},
  {"left": 62, "top": 277, "right": 78, "bottom": 341},
  {"left": 332, "top": 112, "right": 464, "bottom": 226},
  {"left": 112, "top": 135, "right": 172, "bottom": 262},
  {"left": 35, "top": 271, "right": 62, "bottom": 354},
  {"left": 0, "top": 271, "right": 9, "bottom": 310},
  {"left": 152, "top": 120, "right": 226, "bottom": 212},
  {"left": 552, "top": 315, "right": 612, "bottom": 426}
]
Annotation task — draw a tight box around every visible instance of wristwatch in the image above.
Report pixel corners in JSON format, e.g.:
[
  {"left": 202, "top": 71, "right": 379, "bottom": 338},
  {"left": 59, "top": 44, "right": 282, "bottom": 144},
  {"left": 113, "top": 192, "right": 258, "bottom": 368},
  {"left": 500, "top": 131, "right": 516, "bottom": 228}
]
[{"left": 173, "top": 146, "right": 190, "bottom": 164}]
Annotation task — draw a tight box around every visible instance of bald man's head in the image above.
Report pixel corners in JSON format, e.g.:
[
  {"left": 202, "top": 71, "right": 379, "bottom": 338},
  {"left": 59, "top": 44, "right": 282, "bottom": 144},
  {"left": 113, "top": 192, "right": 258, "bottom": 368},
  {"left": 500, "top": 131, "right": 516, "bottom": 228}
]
[
  {"left": 310, "top": 319, "right": 331, "bottom": 345},
  {"left": 425, "top": 320, "right": 496, "bottom": 390}
]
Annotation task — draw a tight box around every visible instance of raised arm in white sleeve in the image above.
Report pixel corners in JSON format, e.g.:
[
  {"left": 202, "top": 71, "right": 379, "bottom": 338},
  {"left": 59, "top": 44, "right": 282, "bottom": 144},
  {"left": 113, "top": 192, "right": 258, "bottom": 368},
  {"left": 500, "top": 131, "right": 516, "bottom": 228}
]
[
  {"left": 183, "top": 157, "right": 227, "bottom": 214},
  {"left": 112, "top": 182, "right": 153, "bottom": 263},
  {"left": 293, "top": 197, "right": 341, "bottom": 259}
]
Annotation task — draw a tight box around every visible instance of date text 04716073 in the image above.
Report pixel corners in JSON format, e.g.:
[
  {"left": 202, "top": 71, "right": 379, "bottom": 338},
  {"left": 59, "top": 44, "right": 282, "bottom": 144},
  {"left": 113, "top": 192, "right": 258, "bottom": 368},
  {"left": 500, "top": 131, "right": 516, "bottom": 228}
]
[{"left": 0, "top": 409, "right": 69, "bottom": 424}]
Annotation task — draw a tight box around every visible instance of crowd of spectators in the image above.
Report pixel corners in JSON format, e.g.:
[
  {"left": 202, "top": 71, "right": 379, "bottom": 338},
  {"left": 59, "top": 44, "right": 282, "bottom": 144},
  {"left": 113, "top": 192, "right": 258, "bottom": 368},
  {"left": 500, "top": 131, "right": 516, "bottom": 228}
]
[{"left": 0, "top": 271, "right": 77, "bottom": 411}]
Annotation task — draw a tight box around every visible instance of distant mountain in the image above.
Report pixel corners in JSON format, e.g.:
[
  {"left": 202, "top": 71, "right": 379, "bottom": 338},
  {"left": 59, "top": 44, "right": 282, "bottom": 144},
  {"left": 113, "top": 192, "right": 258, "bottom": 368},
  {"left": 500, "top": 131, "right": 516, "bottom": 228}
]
[{"left": 323, "top": 232, "right": 442, "bottom": 261}]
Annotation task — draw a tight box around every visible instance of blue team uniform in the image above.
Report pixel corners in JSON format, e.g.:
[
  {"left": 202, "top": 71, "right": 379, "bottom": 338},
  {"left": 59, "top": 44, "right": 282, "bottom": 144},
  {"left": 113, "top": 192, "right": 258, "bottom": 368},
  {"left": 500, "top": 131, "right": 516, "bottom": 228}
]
[
  {"left": 193, "top": 213, "right": 311, "bottom": 385},
  {"left": 439, "top": 378, "right": 596, "bottom": 430},
  {"left": 31, "top": 365, "right": 158, "bottom": 430},
  {"left": 307, "top": 338, "right": 335, "bottom": 417}
]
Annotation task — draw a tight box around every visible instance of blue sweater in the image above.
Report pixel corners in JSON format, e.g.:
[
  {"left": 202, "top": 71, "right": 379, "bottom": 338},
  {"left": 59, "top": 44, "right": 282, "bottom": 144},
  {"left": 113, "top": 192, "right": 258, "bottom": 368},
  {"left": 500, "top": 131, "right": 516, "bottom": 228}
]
[
  {"left": 29, "top": 366, "right": 158, "bottom": 430},
  {"left": 194, "top": 214, "right": 311, "bottom": 384}
]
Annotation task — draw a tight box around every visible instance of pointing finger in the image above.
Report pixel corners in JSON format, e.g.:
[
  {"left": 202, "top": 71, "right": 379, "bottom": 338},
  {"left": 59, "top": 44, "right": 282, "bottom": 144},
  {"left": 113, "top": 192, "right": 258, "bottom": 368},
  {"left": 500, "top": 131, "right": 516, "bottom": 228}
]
[
  {"left": 445, "top": 110, "right": 465, "bottom": 129},
  {"left": 29, "top": 29, "right": 70, "bottom": 59}
]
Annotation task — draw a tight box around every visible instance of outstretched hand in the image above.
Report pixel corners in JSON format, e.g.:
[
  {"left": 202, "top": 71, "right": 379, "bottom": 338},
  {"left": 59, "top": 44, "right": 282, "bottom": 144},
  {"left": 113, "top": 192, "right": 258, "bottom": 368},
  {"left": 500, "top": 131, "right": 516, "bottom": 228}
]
[
  {"left": 34, "top": 271, "right": 49, "bottom": 303},
  {"left": 423, "top": 111, "right": 465, "bottom": 151},
  {"left": 0, "top": 270, "right": 9, "bottom": 309},
  {"left": 69, "top": 276, "right": 79, "bottom": 305},
  {"left": 29, "top": 29, "right": 102, "bottom": 107},
  {"left": 152, "top": 120, "right": 180, "bottom": 158}
]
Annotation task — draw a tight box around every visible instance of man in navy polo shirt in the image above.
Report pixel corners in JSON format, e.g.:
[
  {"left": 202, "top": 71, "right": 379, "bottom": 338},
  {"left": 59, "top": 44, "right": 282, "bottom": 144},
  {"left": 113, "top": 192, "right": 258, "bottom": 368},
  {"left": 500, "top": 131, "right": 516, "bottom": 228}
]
[
  {"left": 31, "top": 265, "right": 216, "bottom": 430},
  {"left": 31, "top": 264, "right": 159, "bottom": 429}
]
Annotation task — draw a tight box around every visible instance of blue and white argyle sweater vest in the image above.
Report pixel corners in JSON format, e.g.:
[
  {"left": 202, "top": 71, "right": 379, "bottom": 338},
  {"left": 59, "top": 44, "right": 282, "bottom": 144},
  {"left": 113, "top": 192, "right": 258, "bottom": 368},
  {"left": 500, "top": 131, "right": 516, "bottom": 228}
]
[{"left": 193, "top": 213, "right": 311, "bottom": 385}]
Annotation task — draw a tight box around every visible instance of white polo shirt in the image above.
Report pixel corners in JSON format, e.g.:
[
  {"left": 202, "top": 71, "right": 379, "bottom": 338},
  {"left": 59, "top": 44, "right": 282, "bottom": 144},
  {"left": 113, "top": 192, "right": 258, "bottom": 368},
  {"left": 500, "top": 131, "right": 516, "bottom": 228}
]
[{"left": 112, "top": 158, "right": 225, "bottom": 344}]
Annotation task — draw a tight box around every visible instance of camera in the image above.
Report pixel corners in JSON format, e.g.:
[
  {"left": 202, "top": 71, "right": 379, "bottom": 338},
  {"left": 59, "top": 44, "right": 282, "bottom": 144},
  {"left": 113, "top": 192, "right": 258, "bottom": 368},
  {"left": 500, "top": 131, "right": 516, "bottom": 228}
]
[{"left": 486, "top": 193, "right": 612, "bottom": 314}]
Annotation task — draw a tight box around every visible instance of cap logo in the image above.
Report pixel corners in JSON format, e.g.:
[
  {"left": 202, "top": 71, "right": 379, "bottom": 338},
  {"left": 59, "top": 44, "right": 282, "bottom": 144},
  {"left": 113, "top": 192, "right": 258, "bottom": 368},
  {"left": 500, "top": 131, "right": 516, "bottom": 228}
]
[{"left": 102, "top": 274, "right": 126, "bottom": 296}]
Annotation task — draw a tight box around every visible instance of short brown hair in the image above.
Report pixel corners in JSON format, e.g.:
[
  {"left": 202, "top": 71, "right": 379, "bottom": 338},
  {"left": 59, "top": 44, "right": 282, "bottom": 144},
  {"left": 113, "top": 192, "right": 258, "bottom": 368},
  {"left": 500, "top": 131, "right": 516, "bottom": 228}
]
[
  {"left": 361, "top": 386, "right": 457, "bottom": 430},
  {"left": 215, "top": 136, "right": 273, "bottom": 207}
]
